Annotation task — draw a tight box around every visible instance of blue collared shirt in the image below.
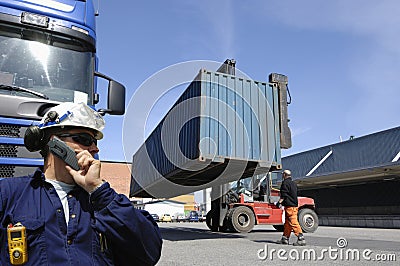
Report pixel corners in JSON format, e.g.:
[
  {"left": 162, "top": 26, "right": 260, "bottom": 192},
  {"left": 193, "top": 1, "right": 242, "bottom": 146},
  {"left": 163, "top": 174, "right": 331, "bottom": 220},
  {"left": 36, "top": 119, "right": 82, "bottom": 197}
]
[{"left": 0, "top": 169, "right": 162, "bottom": 265}]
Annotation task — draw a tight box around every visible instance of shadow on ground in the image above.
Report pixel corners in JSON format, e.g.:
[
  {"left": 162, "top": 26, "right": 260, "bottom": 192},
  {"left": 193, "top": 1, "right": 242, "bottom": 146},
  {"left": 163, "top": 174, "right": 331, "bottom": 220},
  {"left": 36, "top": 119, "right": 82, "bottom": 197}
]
[
  {"left": 160, "top": 223, "right": 281, "bottom": 241},
  {"left": 160, "top": 226, "right": 245, "bottom": 241}
]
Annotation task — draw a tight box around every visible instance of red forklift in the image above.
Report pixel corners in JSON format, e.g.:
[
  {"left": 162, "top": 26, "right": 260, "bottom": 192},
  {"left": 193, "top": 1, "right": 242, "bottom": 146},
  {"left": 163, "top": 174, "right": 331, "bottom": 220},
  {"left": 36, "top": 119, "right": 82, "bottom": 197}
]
[{"left": 206, "top": 173, "right": 318, "bottom": 233}]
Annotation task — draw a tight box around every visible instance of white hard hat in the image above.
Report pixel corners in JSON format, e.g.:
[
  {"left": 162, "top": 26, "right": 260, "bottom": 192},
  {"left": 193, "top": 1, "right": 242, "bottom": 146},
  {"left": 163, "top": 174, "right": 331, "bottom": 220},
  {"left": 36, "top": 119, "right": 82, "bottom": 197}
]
[
  {"left": 38, "top": 102, "right": 105, "bottom": 139},
  {"left": 283, "top": 170, "right": 291, "bottom": 176}
]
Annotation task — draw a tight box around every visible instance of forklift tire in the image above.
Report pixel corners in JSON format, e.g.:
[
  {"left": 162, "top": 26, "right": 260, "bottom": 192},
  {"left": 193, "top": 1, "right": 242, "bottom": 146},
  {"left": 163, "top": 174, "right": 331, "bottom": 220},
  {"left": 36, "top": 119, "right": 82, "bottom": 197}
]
[
  {"left": 273, "top": 225, "right": 284, "bottom": 232},
  {"left": 230, "top": 206, "right": 255, "bottom": 233},
  {"left": 220, "top": 209, "right": 235, "bottom": 233},
  {"left": 298, "top": 208, "right": 319, "bottom": 233},
  {"left": 206, "top": 210, "right": 219, "bottom": 232}
]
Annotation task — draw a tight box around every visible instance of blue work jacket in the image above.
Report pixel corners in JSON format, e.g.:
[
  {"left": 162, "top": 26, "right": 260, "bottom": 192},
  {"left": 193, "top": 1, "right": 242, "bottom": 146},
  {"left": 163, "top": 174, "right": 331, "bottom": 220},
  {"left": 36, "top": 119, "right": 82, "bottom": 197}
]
[{"left": 0, "top": 169, "right": 162, "bottom": 265}]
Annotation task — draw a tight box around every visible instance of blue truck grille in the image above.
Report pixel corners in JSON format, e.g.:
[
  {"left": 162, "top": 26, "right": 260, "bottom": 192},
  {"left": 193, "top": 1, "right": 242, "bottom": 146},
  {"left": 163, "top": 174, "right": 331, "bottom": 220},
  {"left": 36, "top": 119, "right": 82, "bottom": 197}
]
[
  {"left": 0, "top": 145, "right": 17, "bottom": 157},
  {"left": 0, "top": 122, "right": 42, "bottom": 177},
  {"left": 0, "top": 124, "right": 21, "bottom": 137},
  {"left": 0, "top": 124, "right": 20, "bottom": 177},
  {"left": 0, "top": 165, "right": 15, "bottom": 178}
]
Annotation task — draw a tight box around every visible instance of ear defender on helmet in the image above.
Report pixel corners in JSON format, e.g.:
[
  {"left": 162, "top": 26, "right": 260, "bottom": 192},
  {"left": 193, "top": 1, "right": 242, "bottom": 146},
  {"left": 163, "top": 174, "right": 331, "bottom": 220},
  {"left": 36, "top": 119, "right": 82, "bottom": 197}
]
[
  {"left": 24, "top": 110, "right": 60, "bottom": 152},
  {"left": 24, "top": 125, "right": 45, "bottom": 152},
  {"left": 24, "top": 103, "right": 105, "bottom": 153}
]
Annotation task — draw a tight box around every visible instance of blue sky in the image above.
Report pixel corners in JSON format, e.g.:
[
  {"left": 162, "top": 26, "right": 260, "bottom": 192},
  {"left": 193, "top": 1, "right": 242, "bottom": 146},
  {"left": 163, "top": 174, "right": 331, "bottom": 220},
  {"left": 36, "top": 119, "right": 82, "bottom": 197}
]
[{"left": 94, "top": 1, "right": 399, "bottom": 162}]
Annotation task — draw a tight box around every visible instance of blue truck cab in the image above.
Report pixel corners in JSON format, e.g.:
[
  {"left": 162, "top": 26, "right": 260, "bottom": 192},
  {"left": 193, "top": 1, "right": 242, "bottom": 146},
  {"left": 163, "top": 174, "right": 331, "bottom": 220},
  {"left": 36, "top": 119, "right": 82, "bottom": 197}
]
[{"left": 0, "top": 0, "right": 125, "bottom": 178}]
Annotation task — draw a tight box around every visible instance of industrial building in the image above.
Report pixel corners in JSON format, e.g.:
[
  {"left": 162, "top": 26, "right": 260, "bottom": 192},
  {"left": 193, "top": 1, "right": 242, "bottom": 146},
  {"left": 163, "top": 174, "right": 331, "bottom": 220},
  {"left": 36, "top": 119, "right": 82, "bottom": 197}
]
[
  {"left": 101, "top": 126, "right": 400, "bottom": 229},
  {"left": 281, "top": 126, "right": 400, "bottom": 228},
  {"left": 140, "top": 200, "right": 185, "bottom": 219},
  {"left": 100, "top": 162, "right": 198, "bottom": 216}
]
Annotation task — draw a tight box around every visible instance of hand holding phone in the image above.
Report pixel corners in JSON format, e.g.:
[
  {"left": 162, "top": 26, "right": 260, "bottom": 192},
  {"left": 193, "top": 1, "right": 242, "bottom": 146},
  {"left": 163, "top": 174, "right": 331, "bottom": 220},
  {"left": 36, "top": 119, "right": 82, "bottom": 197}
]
[{"left": 47, "top": 136, "right": 80, "bottom": 171}]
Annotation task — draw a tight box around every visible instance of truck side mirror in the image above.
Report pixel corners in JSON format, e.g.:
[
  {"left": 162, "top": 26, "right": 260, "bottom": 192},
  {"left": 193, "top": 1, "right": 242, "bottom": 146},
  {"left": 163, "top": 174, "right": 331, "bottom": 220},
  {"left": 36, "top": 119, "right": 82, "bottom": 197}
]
[
  {"left": 95, "top": 71, "right": 126, "bottom": 115},
  {"left": 107, "top": 80, "right": 125, "bottom": 115}
]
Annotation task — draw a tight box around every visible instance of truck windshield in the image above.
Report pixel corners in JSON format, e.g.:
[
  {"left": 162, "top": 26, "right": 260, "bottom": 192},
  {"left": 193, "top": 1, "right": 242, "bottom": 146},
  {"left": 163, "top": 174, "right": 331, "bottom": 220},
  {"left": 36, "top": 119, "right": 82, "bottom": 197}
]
[
  {"left": 230, "top": 177, "right": 253, "bottom": 194},
  {"left": 0, "top": 28, "right": 94, "bottom": 103},
  {"left": 230, "top": 175, "right": 268, "bottom": 194}
]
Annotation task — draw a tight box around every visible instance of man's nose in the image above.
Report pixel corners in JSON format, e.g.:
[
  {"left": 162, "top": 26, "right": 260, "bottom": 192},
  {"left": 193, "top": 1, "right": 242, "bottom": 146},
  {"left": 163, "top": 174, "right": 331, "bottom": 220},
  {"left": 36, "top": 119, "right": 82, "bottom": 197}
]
[{"left": 88, "top": 142, "right": 99, "bottom": 154}]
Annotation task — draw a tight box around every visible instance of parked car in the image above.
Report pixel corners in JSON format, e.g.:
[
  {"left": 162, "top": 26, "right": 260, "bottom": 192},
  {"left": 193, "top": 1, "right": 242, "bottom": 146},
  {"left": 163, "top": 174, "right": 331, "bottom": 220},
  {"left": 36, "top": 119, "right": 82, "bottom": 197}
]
[
  {"left": 160, "top": 214, "right": 172, "bottom": 222},
  {"left": 188, "top": 211, "right": 199, "bottom": 222},
  {"left": 176, "top": 213, "right": 187, "bottom": 223},
  {"left": 150, "top": 213, "right": 159, "bottom": 222},
  {"left": 198, "top": 213, "right": 206, "bottom": 222}
]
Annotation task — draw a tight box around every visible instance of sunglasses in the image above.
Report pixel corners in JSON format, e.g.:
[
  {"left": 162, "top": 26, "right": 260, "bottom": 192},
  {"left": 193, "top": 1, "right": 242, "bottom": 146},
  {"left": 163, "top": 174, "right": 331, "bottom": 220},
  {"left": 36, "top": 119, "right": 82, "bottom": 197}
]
[{"left": 57, "top": 133, "right": 97, "bottom": 147}]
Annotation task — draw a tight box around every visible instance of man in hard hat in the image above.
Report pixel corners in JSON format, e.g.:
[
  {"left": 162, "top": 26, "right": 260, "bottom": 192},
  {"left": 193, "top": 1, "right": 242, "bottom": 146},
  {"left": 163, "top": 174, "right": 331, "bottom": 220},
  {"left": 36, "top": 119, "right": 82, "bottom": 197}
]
[
  {"left": 0, "top": 102, "right": 162, "bottom": 265},
  {"left": 276, "top": 169, "right": 306, "bottom": 246}
]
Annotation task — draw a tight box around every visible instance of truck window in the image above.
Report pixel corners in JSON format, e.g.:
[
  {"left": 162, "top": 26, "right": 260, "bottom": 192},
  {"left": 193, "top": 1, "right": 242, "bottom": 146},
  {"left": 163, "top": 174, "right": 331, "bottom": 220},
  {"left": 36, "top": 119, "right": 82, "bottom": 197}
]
[{"left": 0, "top": 24, "right": 94, "bottom": 104}]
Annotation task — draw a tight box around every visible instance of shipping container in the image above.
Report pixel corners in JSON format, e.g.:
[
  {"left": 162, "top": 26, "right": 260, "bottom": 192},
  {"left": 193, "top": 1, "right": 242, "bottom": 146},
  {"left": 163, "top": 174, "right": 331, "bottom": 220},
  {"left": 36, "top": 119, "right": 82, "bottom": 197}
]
[{"left": 130, "top": 69, "right": 283, "bottom": 198}]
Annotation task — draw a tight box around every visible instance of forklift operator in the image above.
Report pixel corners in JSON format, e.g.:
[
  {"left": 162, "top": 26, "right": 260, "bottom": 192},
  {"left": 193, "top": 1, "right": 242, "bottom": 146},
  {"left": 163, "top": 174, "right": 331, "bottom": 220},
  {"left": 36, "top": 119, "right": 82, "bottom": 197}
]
[
  {"left": 276, "top": 169, "right": 306, "bottom": 246},
  {"left": 0, "top": 102, "right": 162, "bottom": 265}
]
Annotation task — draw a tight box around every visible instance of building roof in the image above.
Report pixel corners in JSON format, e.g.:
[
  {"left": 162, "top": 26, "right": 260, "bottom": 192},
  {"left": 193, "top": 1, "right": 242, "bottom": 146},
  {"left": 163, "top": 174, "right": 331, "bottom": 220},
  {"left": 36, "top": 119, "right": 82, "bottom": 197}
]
[{"left": 282, "top": 127, "right": 400, "bottom": 188}]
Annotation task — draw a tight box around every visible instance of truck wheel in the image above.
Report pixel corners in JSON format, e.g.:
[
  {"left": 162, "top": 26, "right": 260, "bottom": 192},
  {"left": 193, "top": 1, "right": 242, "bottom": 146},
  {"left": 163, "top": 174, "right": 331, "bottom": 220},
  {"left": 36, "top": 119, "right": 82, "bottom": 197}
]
[
  {"left": 273, "top": 225, "right": 284, "bottom": 232},
  {"left": 230, "top": 206, "right": 255, "bottom": 233},
  {"left": 298, "top": 208, "right": 318, "bottom": 233}
]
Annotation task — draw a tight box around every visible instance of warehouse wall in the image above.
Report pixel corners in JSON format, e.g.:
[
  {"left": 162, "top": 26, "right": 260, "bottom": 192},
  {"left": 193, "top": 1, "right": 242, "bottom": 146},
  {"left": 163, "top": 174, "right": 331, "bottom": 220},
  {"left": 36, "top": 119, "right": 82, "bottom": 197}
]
[
  {"left": 299, "top": 178, "right": 400, "bottom": 228},
  {"left": 100, "top": 161, "right": 131, "bottom": 197}
]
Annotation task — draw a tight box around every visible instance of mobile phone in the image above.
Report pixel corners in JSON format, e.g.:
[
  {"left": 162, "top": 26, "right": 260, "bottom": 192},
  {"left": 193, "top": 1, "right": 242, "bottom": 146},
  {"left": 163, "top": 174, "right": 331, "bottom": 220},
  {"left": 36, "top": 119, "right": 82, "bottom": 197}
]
[{"left": 47, "top": 136, "right": 80, "bottom": 170}]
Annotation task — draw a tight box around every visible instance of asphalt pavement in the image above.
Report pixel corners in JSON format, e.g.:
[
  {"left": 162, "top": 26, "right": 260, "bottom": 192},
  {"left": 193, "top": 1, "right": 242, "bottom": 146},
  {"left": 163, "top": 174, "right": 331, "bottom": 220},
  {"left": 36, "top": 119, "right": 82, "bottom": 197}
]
[{"left": 156, "top": 222, "right": 400, "bottom": 266}]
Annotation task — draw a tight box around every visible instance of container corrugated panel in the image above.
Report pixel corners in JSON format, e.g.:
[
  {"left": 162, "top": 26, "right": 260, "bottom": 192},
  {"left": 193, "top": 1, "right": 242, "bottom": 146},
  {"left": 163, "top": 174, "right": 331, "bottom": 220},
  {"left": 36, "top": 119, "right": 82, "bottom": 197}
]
[{"left": 130, "top": 69, "right": 282, "bottom": 198}]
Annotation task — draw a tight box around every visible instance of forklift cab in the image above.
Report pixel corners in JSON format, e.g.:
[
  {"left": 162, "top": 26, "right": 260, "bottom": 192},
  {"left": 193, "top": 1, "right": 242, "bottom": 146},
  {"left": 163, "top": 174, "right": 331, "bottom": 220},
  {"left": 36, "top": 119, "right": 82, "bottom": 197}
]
[{"left": 230, "top": 173, "right": 281, "bottom": 204}]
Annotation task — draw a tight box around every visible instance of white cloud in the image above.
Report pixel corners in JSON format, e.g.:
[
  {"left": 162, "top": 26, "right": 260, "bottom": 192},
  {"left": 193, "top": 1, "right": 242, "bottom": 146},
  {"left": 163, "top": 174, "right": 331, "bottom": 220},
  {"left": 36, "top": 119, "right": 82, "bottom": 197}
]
[
  {"left": 180, "top": 1, "right": 236, "bottom": 59},
  {"left": 265, "top": 0, "right": 400, "bottom": 133},
  {"left": 291, "top": 126, "right": 312, "bottom": 138},
  {"left": 265, "top": 1, "right": 400, "bottom": 41},
  {"left": 202, "top": 0, "right": 235, "bottom": 58}
]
